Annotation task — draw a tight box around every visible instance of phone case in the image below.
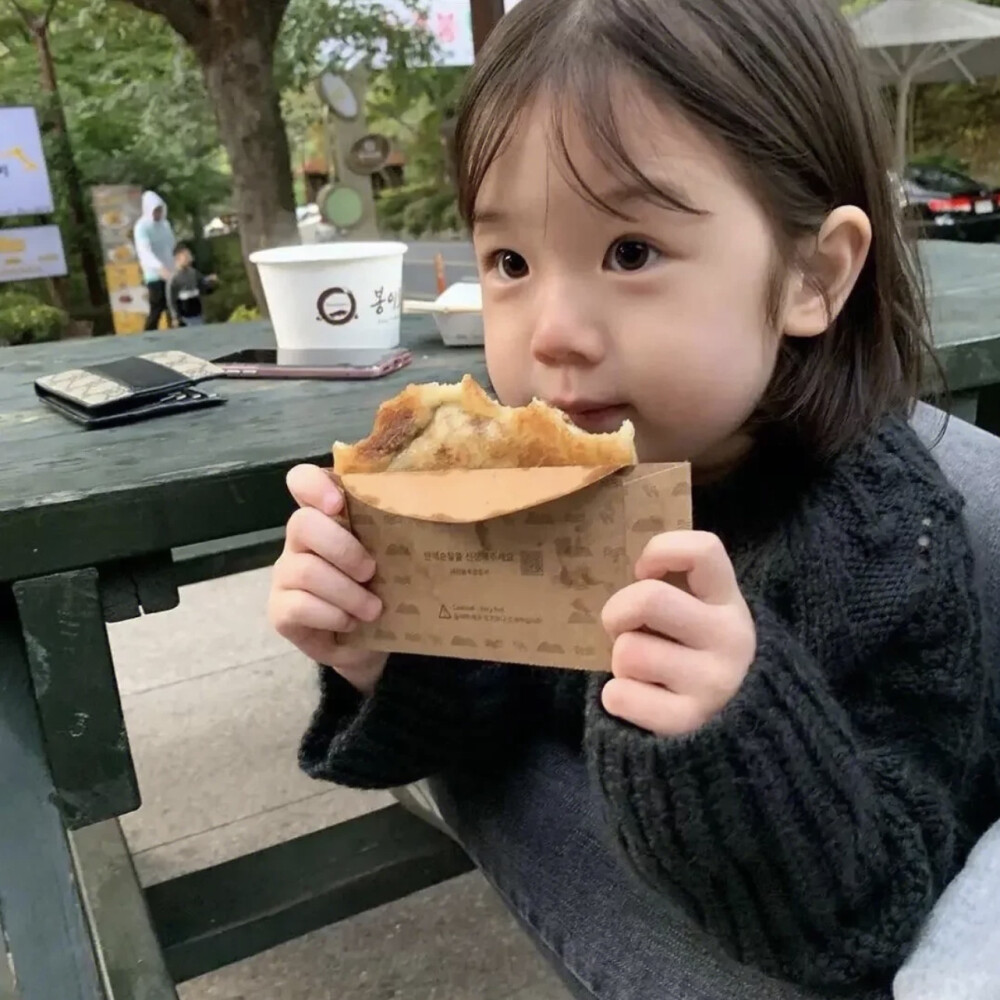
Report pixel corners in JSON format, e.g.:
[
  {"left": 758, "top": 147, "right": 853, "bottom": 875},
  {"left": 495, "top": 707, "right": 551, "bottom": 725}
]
[
  {"left": 214, "top": 348, "right": 413, "bottom": 381},
  {"left": 35, "top": 350, "right": 226, "bottom": 428}
]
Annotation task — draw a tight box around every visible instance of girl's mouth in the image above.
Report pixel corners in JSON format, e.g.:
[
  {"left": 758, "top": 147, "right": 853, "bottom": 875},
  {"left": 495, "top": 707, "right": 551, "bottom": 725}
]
[{"left": 558, "top": 404, "right": 632, "bottom": 434}]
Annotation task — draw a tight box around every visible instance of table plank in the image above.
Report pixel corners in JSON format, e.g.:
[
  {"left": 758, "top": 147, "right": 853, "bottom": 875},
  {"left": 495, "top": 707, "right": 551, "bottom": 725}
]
[{"left": 922, "top": 242, "right": 1000, "bottom": 393}]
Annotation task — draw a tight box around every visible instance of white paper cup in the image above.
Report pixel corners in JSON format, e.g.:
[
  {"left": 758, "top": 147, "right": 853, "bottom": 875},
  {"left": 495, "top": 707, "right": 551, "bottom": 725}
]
[{"left": 250, "top": 241, "right": 408, "bottom": 363}]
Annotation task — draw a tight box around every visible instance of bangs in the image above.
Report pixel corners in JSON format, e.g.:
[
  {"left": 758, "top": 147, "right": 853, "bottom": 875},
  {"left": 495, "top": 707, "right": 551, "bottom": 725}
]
[
  {"left": 455, "top": 0, "right": 931, "bottom": 457},
  {"left": 457, "top": 36, "right": 703, "bottom": 225}
]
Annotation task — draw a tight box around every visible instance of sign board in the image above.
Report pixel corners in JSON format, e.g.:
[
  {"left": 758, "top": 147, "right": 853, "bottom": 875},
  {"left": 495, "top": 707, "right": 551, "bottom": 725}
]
[
  {"left": 0, "top": 225, "right": 67, "bottom": 282},
  {"left": 91, "top": 185, "right": 149, "bottom": 334},
  {"left": 317, "top": 72, "right": 360, "bottom": 120},
  {"left": 0, "top": 107, "right": 55, "bottom": 217},
  {"left": 347, "top": 133, "right": 391, "bottom": 174},
  {"left": 408, "top": 0, "right": 475, "bottom": 65},
  {"left": 321, "top": 0, "right": 475, "bottom": 68}
]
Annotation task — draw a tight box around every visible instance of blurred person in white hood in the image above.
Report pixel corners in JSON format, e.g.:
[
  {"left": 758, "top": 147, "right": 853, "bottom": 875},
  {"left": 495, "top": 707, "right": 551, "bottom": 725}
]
[{"left": 133, "top": 190, "right": 176, "bottom": 330}]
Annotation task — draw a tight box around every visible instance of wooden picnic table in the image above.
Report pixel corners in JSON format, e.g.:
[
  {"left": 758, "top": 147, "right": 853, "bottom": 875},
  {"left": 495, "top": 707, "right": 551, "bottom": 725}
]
[
  {"left": 0, "top": 316, "right": 483, "bottom": 1000},
  {"left": 1, "top": 239, "right": 999, "bottom": 1000}
]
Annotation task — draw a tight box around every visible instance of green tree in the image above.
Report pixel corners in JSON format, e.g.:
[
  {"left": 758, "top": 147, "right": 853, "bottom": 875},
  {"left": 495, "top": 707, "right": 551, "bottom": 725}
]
[
  {"left": 120, "top": 0, "right": 435, "bottom": 309},
  {"left": 843, "top": 0, "right": 1000, "bottom": 179},
  {"left": 68, "top": 0, "right": 230, "bottom": 231},
  {"left": 0, "top": 0, "right": 231, "bottom": 323},
  {"left": 367, "top": 66, "right": 466, "bottom": 235},
  {"left": 1, "top": 0, "right": 105, "bottom": 310}
]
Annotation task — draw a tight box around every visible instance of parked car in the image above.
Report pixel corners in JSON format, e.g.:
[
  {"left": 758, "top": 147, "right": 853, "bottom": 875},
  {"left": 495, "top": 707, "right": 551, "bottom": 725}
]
[{"left": 900, "top": 164, "right": 1000, "bottom": 242}]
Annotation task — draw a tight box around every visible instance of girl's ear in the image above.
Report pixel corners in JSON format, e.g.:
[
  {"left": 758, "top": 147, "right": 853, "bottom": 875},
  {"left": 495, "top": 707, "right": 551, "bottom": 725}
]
[{"left": 782, "top": 206, "right": 872, "bottom": 339}]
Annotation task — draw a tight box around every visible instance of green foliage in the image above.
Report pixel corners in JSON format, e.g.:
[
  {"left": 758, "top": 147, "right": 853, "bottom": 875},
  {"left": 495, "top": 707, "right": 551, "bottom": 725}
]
[
  {"left": 841, "top": 0, "right": 1000, "bottom": 181},
  {"left": 1, "top": 0, "right": 445, "bottom": 321},
  {"left": 199, "top": 233, "right": 256, "bottom": 322},
  {"left": 367, "top": 66, "right": 466, "bottom": 236},
  {"left": 912, "top": 82, "right": 1000, "bottom": 182},
  {"left": 909, "top": 150, "right": 970, "bottom": 174},
  {"left": 0, "top": 301, "right": 70, "bottom": 346},
  {"left": 0, "top": 289, "right": 46, "bottom": 310},
  {"left": 278, "top": 4, "right": 455, "bottom": 233},
  {"left": 228, "top": 304, "right": 262, "bottom": 323},
  {"left": 376, "top": 180, "right": 460, "bottom": 236},
  {"left": 278, "top": 0, "right": 436, "bottom": 92},
  {"left": 0, "top": 1, "right": 230, "bottom": 226}
]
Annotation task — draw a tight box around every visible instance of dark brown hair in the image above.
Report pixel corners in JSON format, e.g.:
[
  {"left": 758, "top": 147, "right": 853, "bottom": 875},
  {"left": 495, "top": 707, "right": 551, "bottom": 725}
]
[{"left": 454, "top": 0, "right": 935, "bottom": 457}]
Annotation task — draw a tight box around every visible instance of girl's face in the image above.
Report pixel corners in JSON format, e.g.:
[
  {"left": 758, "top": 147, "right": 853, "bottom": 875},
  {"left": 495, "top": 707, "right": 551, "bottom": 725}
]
[{"left": 472, "top": 93, "right": 788, "bottom": 470}]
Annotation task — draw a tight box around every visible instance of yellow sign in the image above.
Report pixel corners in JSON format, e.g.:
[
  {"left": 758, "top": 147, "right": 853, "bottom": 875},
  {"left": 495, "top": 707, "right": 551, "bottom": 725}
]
[
  {"left": 0, "top": 225, "right": 67, "bottom": 280},
  {"left": 0, "top": 107, "right": 54, "bottom": 215},
  {"left": 0, "top": 235, "right": 27, "bottom": 254},
  {"left": 90, "top": 184, "right": 152, "bottom": 334},
  {"left": 0, "top": 147, "right": 39, "bottom": 172}
]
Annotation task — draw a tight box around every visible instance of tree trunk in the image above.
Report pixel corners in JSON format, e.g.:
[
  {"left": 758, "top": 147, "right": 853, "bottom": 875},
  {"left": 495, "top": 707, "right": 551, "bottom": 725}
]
[
  {"left": 470, "top": 0, "right": 505, "bottom": 54},
  {"left": 32, "top": 19, "right": 107, "bottom": 310},
  {"left": 195, "top": 10, "right": 299, "bottom": 314}
]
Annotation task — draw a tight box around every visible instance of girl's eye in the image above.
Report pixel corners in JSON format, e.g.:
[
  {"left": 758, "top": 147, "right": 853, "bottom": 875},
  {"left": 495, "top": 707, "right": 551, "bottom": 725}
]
[
  {"left": 606, "top": 239, "right": 661, "bottom": 273},
  {"left": 494, "top": 250, "right": 530, "bottom": 280}
]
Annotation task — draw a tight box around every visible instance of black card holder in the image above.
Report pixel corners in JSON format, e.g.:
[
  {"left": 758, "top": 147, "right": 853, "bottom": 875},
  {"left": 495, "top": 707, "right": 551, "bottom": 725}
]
[{"left": 35, "top": 350, "right": 226, "bottom": 428}]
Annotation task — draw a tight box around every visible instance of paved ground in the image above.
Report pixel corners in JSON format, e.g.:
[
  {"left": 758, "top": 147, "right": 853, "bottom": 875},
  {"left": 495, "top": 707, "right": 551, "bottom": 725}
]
[
  {"left": 403, "top": 238, "right": 477, "bottom": 299},
  {"left": 108, "top": 567, "right": 571, "bottom": 1000}
]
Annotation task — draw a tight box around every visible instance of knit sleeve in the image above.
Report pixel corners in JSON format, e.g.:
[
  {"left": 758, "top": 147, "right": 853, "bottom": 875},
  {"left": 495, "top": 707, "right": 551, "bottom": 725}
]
[
  {"left": 299, "top": 654, "right": 544, "bottom": 789},
  {"left": 584, "top": 469, "right": 989, "bottom": 989}
]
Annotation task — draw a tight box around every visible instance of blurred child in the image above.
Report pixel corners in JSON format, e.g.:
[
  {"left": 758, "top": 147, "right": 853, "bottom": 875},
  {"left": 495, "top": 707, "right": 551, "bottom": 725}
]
[{"left": 167, "top": 241, "right": 217, "bottom": 328}]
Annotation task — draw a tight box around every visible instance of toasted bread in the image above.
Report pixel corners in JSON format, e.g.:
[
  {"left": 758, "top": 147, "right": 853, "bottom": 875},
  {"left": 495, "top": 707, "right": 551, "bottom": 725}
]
[{"left": 332, "top": 375, "right": 637, "bottom": 474}]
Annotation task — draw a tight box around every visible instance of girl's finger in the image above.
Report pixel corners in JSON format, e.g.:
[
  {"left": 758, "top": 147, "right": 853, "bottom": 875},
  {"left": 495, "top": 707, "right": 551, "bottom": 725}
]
[
  {"left": 273, "top": 590, "right": 357, "bottom": 636},
  {"left": 602, "top": 578, "right": 717, "bottom": 648},
  {"left": 277, "top": 552, "right": 381, "bottom": 623},
  {"left": 287, "top": 464, "right": 343, "bottom": 516},
  {"left": 610, "top": 630, "right": 704, "bottom": 693},
  {"left": 286, "top": 506, "right": 376, "bottom": 584},
  {"left": 279, "top": 623, "right": 344, "bottom": 667},
  {"left": 635, "top": 531, "right": 740, "bottom": 605},
  {"left": 281, "top": 625, "right": 386, "bottom": 688},
  {"left": 600, "top": 678, "right": 708, "bottom": 737}
]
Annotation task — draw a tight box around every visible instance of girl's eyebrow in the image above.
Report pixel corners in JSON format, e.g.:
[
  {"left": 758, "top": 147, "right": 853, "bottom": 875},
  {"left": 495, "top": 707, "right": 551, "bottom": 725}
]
[
  {"left": 471, "top": 206, "right": 508, "bottom": 228},
  {"left": 598, "top": 179, "right": 707, "bottom": 216},
  {"left": 471, "top": 175, "right": 708, "bottom": 229}
]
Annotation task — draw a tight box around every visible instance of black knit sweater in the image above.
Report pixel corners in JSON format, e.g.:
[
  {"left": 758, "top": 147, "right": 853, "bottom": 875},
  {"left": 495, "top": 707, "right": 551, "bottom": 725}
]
[{"left": 299, "top": 415, "right": 999, "bottom": 991}]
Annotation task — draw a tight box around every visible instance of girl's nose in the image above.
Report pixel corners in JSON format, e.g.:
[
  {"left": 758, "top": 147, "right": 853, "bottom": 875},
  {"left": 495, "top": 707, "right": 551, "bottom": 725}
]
[{"left": 529, "top": 279, "right": 605, "bottom": 367}]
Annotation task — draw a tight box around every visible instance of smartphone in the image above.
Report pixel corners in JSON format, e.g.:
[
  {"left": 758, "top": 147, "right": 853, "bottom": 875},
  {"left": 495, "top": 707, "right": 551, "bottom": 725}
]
[{"left": 212, "top": 348, "right": 413, "bottom": 380}]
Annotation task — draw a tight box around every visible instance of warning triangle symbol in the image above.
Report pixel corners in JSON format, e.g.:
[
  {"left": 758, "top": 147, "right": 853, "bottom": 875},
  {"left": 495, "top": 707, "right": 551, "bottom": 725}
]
[{"left": 439, "top": 604, "right": 452, "bottom": 620}]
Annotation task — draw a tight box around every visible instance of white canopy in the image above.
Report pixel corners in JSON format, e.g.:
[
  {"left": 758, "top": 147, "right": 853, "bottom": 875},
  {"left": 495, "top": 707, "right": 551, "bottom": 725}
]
[{"left": 850, "top": 0, "right": 1000, "bottom": 169}]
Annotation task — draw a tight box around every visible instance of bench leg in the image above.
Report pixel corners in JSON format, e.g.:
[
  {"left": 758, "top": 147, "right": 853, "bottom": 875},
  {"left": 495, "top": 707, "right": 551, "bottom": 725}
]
[
  {"left": 70, "top": 821, "right": 178, "bottom": 1000},
  {"left": 0, "top": 589, "right": 106, "bottom": 999}
]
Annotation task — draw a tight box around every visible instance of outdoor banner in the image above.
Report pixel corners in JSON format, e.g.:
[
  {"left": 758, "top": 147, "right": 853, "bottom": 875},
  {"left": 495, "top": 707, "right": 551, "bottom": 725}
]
[
  {"left": 322, "top": 1, "right": 475, "bottom": 67},
  {"left": 90, "top": 184, "right": 148, "bottom": 335},
  {"left": 0, "top": 225, "right": 67, "bottom": 282},
  {"left": 0, "top": 106, "right": 55, "bottom": 217},
  {"left": 410, "top": 0, "right": 474, "bottom": 65}
]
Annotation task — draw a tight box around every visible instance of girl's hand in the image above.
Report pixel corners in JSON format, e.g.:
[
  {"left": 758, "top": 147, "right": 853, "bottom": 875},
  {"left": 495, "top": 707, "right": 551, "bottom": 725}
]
[
  {"left": 600, "top": 531, "right": 756, "bottom": 736},
  {"left": 268, "top": 465, "right": 387, "bottom": 696}
]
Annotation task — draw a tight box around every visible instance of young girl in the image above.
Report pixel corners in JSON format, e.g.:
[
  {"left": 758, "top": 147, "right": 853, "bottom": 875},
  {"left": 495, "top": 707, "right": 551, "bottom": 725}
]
[{"left": 269, "top": 0, "right": 999, "bottom": 991}]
